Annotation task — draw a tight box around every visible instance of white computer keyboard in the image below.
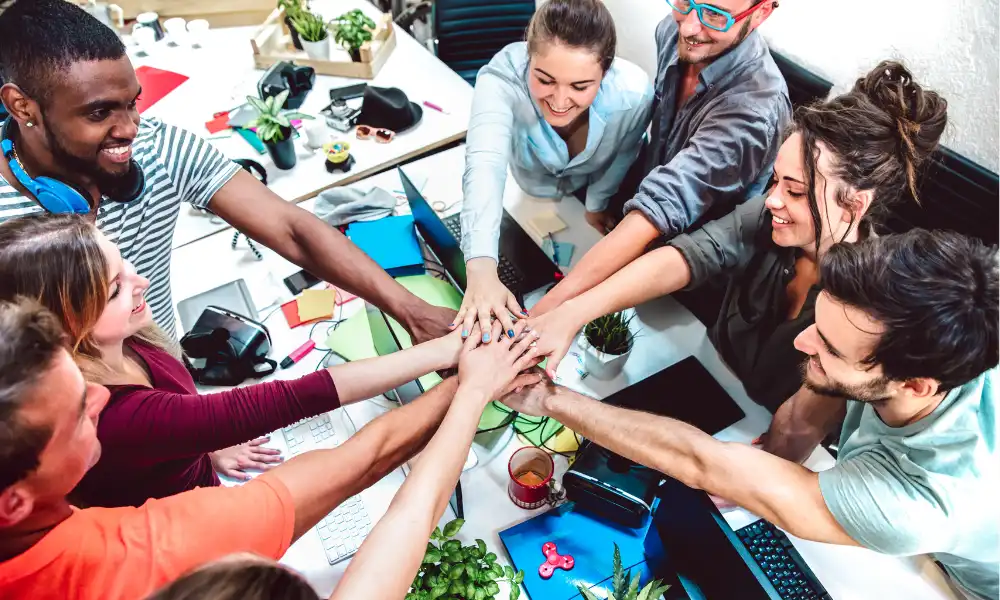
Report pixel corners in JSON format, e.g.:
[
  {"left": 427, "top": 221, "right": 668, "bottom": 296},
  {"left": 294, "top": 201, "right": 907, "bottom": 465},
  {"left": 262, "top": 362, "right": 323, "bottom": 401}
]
[{"left": 281, "top": 413, "right": 374, "bottom": 565}]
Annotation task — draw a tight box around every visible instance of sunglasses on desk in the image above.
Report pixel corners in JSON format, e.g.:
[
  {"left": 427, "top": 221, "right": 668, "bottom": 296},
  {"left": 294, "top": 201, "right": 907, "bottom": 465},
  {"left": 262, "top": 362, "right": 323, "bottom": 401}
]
[
  {"left": 665, "top": 0, "right": 772, "bottom": 32},
  {"left": 356, "top": 125, "right": 395, "bottom": 143}
]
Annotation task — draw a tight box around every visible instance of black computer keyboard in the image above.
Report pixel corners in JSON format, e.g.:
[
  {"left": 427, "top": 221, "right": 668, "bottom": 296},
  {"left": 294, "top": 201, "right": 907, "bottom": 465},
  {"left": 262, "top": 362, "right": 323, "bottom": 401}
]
[
  {"left": 442, "top": 215, "right": 525, "bottom": 291},
  {"left": 736, "top": 520, "right": 831, "bottom": 600}
]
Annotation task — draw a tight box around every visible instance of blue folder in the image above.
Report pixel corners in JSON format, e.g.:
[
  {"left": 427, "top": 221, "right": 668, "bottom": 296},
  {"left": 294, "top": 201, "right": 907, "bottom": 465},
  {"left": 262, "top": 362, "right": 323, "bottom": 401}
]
[
  {"left": 498, "top": 500, "right": 661, "bottom": 600},
  {"left": 347, "top": 215, "right": 425, "bottom": 278}
]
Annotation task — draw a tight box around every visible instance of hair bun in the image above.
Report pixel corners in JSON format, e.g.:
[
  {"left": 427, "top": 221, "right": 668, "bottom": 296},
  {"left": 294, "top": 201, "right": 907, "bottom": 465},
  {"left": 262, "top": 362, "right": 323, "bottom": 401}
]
[{"left": 853, "top": 60, "right": 948, "bottom": 199}]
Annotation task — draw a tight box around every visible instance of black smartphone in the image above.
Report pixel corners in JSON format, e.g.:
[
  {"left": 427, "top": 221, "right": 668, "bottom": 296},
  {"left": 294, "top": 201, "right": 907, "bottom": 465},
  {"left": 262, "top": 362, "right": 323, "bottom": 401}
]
[
  {"left": 329, "top": 83, "right": 368, "bottom": 101},
  {"left": 283, "top": 269, "right": 322, "bottom": 295}
]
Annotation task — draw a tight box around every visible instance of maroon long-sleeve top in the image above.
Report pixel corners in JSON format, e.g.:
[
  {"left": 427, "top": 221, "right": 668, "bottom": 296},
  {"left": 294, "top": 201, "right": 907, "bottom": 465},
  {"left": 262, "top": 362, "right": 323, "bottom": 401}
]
[{"left": 72, "top": 339, "right": 339, "bottom": 508}]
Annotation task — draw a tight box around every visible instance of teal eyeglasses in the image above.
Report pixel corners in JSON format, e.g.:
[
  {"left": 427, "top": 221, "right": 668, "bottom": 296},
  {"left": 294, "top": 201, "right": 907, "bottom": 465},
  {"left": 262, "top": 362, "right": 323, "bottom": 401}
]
[{"left": 665, "top": 0, "right": 769, "bottom": 32}]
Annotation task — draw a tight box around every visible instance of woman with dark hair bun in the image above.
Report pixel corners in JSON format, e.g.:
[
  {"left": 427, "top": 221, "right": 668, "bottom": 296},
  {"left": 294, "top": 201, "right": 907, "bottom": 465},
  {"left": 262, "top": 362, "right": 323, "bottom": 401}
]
[
  {"left": 455, "top": 0, "right": 654, "bottom": 342},
  {"left": 524, "top": 60, "right": 948, "bottom": 441}
]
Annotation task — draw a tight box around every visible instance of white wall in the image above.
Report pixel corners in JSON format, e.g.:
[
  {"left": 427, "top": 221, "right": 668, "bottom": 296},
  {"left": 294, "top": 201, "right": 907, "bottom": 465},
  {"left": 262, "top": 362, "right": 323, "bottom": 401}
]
[{"left": 600, "top": 0, "right": 1000, "bottom": 172}]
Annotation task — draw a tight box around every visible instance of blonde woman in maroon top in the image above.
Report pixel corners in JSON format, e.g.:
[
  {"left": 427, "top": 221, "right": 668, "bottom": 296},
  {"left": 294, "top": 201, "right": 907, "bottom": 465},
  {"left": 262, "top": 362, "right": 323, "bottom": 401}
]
[{"left": 0, "top": 215, "right": 473, "bottom": 508}]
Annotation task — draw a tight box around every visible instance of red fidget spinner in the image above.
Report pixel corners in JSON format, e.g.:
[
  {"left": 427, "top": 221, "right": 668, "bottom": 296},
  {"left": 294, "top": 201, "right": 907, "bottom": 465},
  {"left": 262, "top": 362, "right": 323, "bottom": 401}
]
[{"left": 538, "top": 541, "right": 575, "bottom": 579}]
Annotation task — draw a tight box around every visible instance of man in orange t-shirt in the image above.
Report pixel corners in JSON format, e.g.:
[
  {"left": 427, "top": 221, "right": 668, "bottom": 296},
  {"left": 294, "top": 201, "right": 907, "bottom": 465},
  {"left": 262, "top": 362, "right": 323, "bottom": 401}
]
[{"left": 0, "top": 299, "right": 458, "bottom": 600}]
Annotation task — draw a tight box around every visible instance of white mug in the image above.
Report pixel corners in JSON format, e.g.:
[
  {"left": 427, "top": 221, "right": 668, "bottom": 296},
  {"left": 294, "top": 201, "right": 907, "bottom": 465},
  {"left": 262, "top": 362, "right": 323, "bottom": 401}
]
[
  {"left": 163, "top": 17, "right": 187, "bottom": 45},
  {"left": 132, "top": 25, "right": 158, "bottom": 54},
  {"left": 305, "top": 121, "right": 331, "bottom": 149},
  {"left": 187, "top": 19, "right": 210, "bottom": 47}
]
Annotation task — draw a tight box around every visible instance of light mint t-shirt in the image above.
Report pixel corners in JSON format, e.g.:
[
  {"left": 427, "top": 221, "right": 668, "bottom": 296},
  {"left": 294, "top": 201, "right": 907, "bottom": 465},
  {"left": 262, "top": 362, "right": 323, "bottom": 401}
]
[{"left": 819, "top": 368, "right": 999, "bottom": 600}]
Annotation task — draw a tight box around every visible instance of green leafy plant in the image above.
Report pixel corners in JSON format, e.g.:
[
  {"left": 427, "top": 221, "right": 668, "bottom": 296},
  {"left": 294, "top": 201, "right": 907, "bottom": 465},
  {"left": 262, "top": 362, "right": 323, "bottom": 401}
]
[
  {"left": 290, "top": 10, "right": 328, "bottom": 42},
  {"left": 331, "top": 8, "right": 376, "bottom": 55},
  {"left": 578, "top": 544, "right": 670, "bottom": 600},
  {"left": 408, "top": 518, "right": 524, "bottom": 600},
  {"left": 584, "top": 312, "right": 635, "bottom": 356},
  {"left": 278, "top": 0, "right": 306, "bottom": 18},
  {"left": 245, "top": 90, "right": 312, "bottom": 144}
]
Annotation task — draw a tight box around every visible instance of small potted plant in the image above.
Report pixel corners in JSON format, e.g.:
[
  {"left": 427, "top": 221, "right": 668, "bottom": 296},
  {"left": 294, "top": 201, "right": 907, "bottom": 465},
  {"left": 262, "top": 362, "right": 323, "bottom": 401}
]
[
  {"left": 246, "top": 90, "right": 312, "bottom": 170},
  {"left": 579, "top": 311, "right": 636, "bottom": 380},
  {"left": 578, "top": 544, "right": 670, "bottom": 600},
  {"left": 331, "top": 8, "right": 376, "bottom": 62},
  {"left": 278, "top": 0, "right": 305, "bottom": 49},
  {"left": 408, "top": 518, "right": 525, "bottom": 600},
  {"left": 291, "top": 10, "right": 330, "bottom": 60}
]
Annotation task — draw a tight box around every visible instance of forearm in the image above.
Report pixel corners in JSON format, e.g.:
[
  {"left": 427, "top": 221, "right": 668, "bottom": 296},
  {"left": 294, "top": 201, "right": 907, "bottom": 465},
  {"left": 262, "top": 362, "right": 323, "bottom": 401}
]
[
  {"left": 560, "top": 245, "right": 692, "bottom": 326},
  {"left": 761, "top": 386, "right": 847, "bottom": 464},
  {"left": 538, "top": 211, "right": 660, "bottom": 310},
  {"left": 332, "top": 386, "right": 487, "bottom": 600},
  {"left": 262, "top": 377, "right": 459, "bottom": 541},
  {"left": 327, "top": 338, "right": 452, "bottom": 405},
  {"left": 543, "top": 389, "right": 848, "bottom": 541}
]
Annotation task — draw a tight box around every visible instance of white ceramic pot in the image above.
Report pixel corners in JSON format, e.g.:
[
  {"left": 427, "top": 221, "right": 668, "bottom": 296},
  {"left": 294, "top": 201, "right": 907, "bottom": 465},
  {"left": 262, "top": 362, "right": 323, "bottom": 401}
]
[
  {"left": 301, "top": 37, "right": 330, "bottom": 60},
  {"left": 579, "top": 336, "right": 632, "bottom": 380}
]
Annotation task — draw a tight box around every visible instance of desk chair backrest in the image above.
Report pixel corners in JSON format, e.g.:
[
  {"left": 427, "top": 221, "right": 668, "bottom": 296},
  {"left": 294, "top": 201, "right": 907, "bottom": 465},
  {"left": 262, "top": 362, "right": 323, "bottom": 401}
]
[
  {"left": 770, "top": 51, "right": 833, "bottom": 110},
  {"left": 433, "top": 0, "right": 536, "bottom": 85},
  {"left": 881, "top": 147, "right": 1000, "bottom": 247}
]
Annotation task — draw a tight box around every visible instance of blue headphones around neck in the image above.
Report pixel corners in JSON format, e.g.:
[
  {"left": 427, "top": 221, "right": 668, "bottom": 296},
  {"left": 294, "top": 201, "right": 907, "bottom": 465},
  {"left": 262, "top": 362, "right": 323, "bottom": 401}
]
[{"left": 0, "top": 117, "right": 145, "bottom": 214}]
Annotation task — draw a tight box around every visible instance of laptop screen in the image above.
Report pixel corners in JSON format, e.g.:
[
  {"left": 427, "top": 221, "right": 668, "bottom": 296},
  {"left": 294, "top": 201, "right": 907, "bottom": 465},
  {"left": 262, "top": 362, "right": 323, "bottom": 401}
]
[{"left": 398, "top": 168, "right": 468, "bottom": 289}]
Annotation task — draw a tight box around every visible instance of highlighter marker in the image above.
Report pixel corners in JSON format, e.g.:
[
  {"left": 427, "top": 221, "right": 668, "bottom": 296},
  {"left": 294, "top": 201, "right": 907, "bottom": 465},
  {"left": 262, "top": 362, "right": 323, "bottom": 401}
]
[{"left": 281, "top": 339, "right": 316, "bottom": 369}]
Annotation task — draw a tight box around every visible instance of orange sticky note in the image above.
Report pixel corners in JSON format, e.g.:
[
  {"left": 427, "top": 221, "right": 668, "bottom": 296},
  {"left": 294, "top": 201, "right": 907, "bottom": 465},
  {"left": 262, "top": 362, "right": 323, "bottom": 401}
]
[{"left": 297, "top": 288, "right": 336, "bottom": 322}]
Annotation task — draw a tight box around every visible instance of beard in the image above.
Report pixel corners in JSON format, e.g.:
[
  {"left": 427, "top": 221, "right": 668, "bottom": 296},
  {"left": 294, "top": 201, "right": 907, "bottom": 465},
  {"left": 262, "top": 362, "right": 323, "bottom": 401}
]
[
  {"left": 799, "top": 359, "right": 893, "bottom": 404},
  {"left": 679, "top": 18, "right": 754, "bottom": 65},
  {"left": 44, "top": 121, "right": 133, "bottom": 197}
]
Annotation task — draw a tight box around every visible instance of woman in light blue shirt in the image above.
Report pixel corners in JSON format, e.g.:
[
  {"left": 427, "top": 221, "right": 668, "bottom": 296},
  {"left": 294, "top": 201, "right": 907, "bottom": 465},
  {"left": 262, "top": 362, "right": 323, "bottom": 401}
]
[{"left": 453, "top": 0, "right": 654, "bottom": 341}]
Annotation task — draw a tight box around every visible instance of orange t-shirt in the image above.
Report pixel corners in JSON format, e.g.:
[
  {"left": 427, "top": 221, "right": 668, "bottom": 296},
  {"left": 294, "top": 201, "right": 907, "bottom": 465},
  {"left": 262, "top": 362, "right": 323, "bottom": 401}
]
[{"left": 0, "top": 477, "right": 295, "bottom": 600}]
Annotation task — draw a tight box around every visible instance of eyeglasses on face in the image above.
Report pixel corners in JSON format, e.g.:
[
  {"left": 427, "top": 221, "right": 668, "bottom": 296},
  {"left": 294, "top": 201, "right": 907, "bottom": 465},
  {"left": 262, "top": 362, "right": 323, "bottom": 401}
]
[{"left": 665, "top": 0, "right": 769, "bottom": 32}]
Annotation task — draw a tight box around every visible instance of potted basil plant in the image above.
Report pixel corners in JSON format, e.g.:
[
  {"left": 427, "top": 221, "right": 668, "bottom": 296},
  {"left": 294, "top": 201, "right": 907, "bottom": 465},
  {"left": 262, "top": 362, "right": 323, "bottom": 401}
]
[
  {"left": 579, "top": 311, "right": 636, "bottom": 380},
  {"left": 331, "top": 8, "right": 376, "bottom": 62},
  {"left": 291, "top": 10, "right": 329, "bottom": 60},
  {"left": 246, "top": 90, "right": 312, "bottom": 170}
]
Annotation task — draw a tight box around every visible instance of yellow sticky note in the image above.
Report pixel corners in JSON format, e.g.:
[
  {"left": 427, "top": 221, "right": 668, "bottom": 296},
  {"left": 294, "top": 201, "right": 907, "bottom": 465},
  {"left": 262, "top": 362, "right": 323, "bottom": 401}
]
[
  {"left": 529, "top": 210, "right": 568, "bottom": 238},
  {"left": 297, "top": 288, "right": 336, "bottom": 322}
]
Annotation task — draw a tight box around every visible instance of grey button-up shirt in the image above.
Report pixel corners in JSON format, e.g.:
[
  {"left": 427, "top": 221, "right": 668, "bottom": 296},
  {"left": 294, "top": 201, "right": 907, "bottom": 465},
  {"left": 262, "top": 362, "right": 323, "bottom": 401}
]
[{"left": 624, "top": 17, "right": 791, "bottom": 239}]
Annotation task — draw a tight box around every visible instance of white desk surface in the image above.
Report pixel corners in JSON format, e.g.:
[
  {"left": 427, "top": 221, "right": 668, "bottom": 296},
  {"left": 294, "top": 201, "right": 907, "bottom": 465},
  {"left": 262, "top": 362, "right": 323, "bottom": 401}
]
[
  {"left": 169, "top": 144, "right": 958, "bottom": 600},
  {"left": 127, "top": 0, "right": 472, "bottom": 250}
]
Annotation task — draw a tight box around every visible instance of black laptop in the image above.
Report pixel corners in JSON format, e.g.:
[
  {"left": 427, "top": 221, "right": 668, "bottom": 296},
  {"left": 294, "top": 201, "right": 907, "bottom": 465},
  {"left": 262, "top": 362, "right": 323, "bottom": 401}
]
[{"left": 398, "top": 168, "right": 562, "bottom": 301}]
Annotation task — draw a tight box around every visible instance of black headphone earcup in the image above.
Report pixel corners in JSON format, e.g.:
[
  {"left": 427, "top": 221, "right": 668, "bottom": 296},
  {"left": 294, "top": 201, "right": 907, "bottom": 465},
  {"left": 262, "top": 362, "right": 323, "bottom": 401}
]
[{"left": 105, "top": 159, "right": 146, "bottom": 204}]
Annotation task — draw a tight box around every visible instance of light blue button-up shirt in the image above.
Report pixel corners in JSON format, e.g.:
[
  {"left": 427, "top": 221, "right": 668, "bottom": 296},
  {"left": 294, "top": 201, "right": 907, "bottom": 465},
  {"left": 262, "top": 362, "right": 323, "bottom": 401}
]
[{"left": 460, "top": 42, "right": 654, "bottom": 262}]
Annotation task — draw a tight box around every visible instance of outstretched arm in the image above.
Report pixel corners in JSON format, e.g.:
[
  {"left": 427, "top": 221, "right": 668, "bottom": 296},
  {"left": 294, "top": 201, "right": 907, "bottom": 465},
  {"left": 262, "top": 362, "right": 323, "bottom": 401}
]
[
  {"left": 501, "top": 382, "right": 858, "bottom": 546},
  {"left": 208, "top": 170, "right": 455, "bottom": 344},
  {"left": 331, "top": 321, "right": 541, "bottom": 600}
]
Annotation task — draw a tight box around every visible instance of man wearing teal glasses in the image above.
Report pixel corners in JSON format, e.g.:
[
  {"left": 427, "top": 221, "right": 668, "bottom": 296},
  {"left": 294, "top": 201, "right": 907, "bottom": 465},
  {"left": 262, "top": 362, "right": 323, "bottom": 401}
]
[{"left": 531, "top": 0, "right": 791, "bottom": 318}]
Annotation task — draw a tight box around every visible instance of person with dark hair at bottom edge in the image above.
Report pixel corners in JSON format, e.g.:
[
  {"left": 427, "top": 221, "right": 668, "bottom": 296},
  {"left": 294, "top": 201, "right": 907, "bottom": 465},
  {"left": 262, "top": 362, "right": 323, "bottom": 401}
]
[
  {"left": 529, "top": 0, "right": 791, "bottom": 317},
  {"left": 504, "top": 230, "right": 999, "bottom": 600},
  {"left": 0, "top": 0, "right": 455, "bottom": 345},
  {"left": 456, "top": 0, "right": 654, "bottom": 340},
  {"left": 524, "top": 60, "right": 949, "bottom": 460},
  {"left": 0, "top": 299, "right": 541, "bottom": 600}
]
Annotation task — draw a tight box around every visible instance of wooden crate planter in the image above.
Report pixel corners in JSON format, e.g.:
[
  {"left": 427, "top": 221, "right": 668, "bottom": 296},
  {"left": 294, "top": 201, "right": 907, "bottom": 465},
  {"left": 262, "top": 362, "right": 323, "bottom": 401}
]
[
  {"left": 114, "top": 0, "right": 274, "bottom": 27},
  {"left": 251, "top": 8, "right": 396, "bottom": 80}
]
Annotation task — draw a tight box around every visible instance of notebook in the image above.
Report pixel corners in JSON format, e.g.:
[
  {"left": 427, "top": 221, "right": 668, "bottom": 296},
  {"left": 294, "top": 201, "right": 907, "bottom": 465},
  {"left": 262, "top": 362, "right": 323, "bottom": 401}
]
[{"left": 347, "top": 215, "right": 425, "bottom": 277}]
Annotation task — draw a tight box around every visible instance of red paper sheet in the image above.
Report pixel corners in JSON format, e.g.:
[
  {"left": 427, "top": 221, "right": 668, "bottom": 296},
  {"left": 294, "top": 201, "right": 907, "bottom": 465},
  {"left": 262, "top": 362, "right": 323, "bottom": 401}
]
[{"left": 134, "top": 65, "right": 189, "bottom": 113}]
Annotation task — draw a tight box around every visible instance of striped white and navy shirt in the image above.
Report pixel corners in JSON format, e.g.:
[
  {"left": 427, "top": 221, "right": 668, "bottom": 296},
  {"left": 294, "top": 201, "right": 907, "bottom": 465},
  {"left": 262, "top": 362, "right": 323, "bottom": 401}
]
[{"left": 0, "top": 117, "right": 240, "bottom": 339}]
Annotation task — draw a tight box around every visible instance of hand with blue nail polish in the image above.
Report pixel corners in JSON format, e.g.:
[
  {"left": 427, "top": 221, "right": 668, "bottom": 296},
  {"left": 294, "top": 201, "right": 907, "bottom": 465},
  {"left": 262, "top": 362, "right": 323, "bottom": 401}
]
[{"left": 453, "top": 258, "right": 525, "bottom": 346}]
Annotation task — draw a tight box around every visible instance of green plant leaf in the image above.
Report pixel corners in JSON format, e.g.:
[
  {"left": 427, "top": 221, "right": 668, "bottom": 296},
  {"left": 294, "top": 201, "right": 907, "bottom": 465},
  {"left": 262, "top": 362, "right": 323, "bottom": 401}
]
[
  {"left": 636, "top": 580, "right": 671, "bottom": 600},
  {"left": 429, "top": 583, "right": 449, "bottom": 600},
  {"left": 449, "top": 581, "right": 464, "bottom": 596},
  {"left": 423, "top": 549, "right": 442, "bottom": 564},
  {"left": 449, "top": 563, "right": 464, "bottom": 580},
  {"left": 625, "top": 570, "right": 640, "bottom": 600},
  {"left": 431, "top": 527, "right": 442, "bottom": 540},
  {"left": 485, "top": 552, "right": 497, "bottom": 564},
  {"left": 274, "top": 89, "right": 290, "bottom": 112},
  {"left": 486, "top": 581, "right": 501, "bottom": 596},
  {"left": 442, "top": 518, "right": 465, "bottom": 538},
  {"left": 465, "top": 582, "right": 476, "bottom": 599},
  {"left": 489, "top": 564, "right": 503, "bottom": 579},
  {"left": 466, "top": 563, "right": 479, "bottom": 580},
  {"left": 476, "top": 539, "right": 487, "bottom": 555},
  {"left": 577, "top": 586, "right": 602, "bottom": 600},
  {"left": 513, "top": 570, "right": 524, "bottom": 585},
  {"left": 443, "top": 539, "right": 461, "bottom": 552},
  {"left": 611, "top": 543, "right": 625, "bottom": 597},
  {"left": 275, "top": 114, "right": 291, "bottom": 128},
  {"left": 474, "top": 586, "right": 487, "bottom": 600},
  {"left": 503, "top": 565, "right": 515, "bottom": 579},
  {"left": 509, "top": 586, "right": 521, "bottom": 600}
]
